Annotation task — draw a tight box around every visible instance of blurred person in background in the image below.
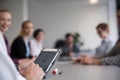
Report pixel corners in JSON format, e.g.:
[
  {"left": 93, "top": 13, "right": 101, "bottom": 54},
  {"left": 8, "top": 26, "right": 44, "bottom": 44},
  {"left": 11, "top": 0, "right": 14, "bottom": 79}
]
[
  {"left": 11, "top": 20, "right": 34, "bottom": 65},
  {"left": 74, "top": 23, "right": 120, "bottom": 66},
  {"left": 95, "top": 23, "right": 115, "bottom": 57},
  {"left": 0, "top": 9, "right": 44, "bottom": 80},
  {"left": 61, "top": 33, "right": 80, "bottom": 58},
  {"left": 31, "top": 29, "right": 44, "bottom": 56}
]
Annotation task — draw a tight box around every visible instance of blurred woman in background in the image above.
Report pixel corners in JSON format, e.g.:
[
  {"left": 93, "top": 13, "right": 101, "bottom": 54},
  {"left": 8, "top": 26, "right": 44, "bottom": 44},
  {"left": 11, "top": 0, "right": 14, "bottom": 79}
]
[
  {"left": 31, "top": 29, "right": 44, "bottom": 56},
  {"left": 11, "top": 20, "right": 34, "bottom": 64}
]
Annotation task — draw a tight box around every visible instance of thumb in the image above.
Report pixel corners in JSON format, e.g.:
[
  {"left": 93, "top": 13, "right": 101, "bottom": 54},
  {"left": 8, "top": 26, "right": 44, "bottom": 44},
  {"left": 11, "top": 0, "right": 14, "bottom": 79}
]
[{"left": 28, "top": 56, "right": 36, "bottom": 64}]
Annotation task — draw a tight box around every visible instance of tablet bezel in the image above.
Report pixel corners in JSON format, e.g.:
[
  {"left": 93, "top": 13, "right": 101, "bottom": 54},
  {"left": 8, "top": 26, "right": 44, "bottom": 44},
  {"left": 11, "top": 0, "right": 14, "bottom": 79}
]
[{"left": 34, "top": 49, "right": 61, "bottom": 74}]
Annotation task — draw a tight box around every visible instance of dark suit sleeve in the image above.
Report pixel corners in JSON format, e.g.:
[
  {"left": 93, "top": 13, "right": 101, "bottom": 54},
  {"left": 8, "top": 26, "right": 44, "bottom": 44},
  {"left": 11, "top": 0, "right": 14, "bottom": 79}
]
[
  {"left": 101, "top": 54, "right": 120, "bottom": 66},
  {"left": 98, "top": 50, "right": 113, "bottom": 59},
  {"left": 11, "top": 37, "right": 26, "bottom": 59}
]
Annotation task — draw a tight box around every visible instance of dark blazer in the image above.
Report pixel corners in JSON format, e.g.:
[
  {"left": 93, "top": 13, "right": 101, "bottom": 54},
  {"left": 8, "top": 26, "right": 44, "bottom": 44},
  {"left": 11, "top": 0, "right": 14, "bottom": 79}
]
[{"left": 11, "top": 36, "right": 32, "bottom": 59}]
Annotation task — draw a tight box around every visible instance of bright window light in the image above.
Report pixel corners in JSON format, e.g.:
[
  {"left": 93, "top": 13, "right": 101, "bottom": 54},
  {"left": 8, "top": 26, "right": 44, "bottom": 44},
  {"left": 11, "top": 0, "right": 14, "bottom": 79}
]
[{"left": 89, "top": 0, "right": 98, "bottom": 4}]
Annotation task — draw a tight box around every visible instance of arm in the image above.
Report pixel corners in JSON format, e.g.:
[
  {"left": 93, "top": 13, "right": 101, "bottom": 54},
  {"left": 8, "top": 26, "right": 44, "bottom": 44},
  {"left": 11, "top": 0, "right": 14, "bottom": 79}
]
[
  {"left": 78, "top": 54, "right": 120, "bottom": 66},
  {"left": 80, "top": 56, "right": 102, "bottom": 65},
  {"left": 74, "top": 44, "right": 81, "bottom": 53},
  {"left": 101, "top": 54, "right": 120, "bottom": 66},
  {"left": 19, "top": 57, "right": 45, "bottom": 80},
  {"left": 60, "top": 45, "right": 68, "bottom": 56}
]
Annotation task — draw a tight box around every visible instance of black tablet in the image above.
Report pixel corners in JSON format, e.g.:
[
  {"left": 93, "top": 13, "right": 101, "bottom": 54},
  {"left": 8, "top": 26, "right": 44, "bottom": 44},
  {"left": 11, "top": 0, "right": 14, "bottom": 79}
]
[{"left": 34, "top": 49, "right": 61, "bottom": 76}]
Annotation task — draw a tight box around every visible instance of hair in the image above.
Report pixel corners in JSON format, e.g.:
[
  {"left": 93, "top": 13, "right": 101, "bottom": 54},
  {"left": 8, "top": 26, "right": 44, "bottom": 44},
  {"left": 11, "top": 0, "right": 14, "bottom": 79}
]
[
  {"left": 0, "top": 9, "right": 11, "bottom": 13},
  {"left": 22, "top": 20, "right": 32, "bottom": 29},
  {"left": 117, "top": 6, "right": 120, "bottom": 10},
  {"left": 33, "top": 29, "right": 44, "bottom": 38},
  {"left": 96, "top": 23, "right": 109, "bottom": 33},
  {"left": 65, "top": 33, "right": 73, "bottom": 38},
  {"left": 19, "top": 20, "right": 32, "bottom": 36}
]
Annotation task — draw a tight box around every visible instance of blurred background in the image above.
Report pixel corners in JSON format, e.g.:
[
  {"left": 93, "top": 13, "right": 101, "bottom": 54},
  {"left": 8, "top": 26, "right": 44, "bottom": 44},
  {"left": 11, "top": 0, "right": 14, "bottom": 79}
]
[
  {"left": 1, "top": 0, "right": 120, "bottom": 80},
  {"left": 0, "top": 0, "right": 119, "bottom": 53}
]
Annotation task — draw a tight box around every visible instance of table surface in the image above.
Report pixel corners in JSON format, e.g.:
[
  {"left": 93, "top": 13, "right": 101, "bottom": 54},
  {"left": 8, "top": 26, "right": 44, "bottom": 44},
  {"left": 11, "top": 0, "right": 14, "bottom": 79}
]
[{"left": 44, "top": 61, "right": 120, "bottom": 80}]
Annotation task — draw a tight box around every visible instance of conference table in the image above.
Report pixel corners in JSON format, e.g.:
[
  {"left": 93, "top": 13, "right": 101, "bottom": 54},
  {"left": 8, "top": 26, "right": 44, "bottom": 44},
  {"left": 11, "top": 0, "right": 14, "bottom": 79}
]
[{"left": 44, "top": 61, "right": 120, "bottom": 80}]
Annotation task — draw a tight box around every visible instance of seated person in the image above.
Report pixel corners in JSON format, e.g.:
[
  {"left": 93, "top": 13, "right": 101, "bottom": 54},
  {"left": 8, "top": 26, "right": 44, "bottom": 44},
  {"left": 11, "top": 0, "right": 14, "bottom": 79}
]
[
  {"left": 74, "top": 24, "right": 120, "bottom": 66},
  {"left": 95, "top": 23, "right": 115, "bottom": 57},
  {"left": 30, "top": 29, "right": 44, "bottom": 56},
  {"left": 11, "top": 20, "right": 34, "bottom": 64},
  {"left": 61, "top": 33, "right": 80, "bottom": 58}
]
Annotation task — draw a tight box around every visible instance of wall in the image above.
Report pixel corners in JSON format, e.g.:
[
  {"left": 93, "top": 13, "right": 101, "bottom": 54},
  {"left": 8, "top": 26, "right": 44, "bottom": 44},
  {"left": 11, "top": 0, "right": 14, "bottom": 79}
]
[
  {"left": 0, "top": 0, "right": 118, "bottom": 51},
  {"left": 28, "top": 0, "right": 118, "bottom": 50}
]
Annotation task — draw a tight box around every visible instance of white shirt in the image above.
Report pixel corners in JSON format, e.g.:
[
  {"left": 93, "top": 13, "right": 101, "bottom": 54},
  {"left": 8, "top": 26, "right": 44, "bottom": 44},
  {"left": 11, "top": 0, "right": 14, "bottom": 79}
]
[
  {"left": 24, "top": 37, "right": 31, "bottom": 57},
  {"left": 0, "top": 31, "right": 26, "bottom": 80},
  {"left": 30, "top": 38, "right": 43, "bottom": 56},
  {"left": 95, "top": 37, "right": 115, "bottom": 57}
]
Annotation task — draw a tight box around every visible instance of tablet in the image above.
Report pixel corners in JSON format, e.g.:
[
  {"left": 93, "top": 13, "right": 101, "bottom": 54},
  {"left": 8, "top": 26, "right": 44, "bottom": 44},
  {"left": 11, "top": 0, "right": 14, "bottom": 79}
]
[{"left": 34, "top": 49, "right": 61, "bottom": 76}]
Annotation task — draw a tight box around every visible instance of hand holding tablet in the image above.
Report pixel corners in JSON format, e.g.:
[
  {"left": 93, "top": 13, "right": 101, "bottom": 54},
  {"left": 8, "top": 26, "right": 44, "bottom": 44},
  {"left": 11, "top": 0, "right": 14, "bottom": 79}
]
[{"left": 34, "top": 49, "right": 61, "bottom": 78}]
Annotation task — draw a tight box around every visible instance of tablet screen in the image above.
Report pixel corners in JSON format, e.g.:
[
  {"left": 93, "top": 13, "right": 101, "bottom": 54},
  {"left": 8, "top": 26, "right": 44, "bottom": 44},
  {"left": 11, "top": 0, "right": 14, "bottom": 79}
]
[{"left": 34, "top": 51, "right": 57, "bottom": 73}]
